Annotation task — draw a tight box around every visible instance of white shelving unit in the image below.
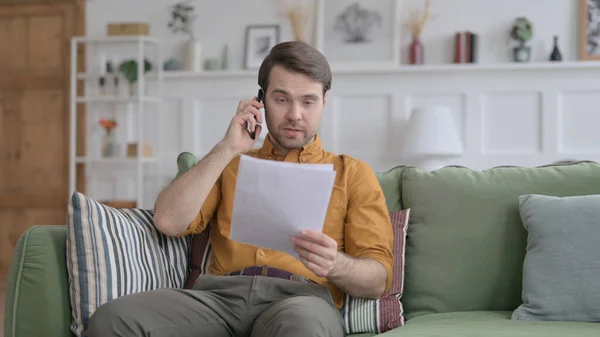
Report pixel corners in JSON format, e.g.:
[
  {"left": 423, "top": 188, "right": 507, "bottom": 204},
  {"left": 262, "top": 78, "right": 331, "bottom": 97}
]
[{"left": 69, "top": 36, "right": 164, "bottom": 209}]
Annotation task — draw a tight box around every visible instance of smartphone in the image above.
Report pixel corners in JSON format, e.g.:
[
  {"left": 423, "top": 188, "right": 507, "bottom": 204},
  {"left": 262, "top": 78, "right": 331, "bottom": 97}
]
[{"left": 249, "top": 88, "right": 264, "bottom": 140}]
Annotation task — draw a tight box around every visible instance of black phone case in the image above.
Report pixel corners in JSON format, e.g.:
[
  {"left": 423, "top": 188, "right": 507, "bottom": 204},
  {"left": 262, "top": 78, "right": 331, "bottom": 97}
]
[{"left": 249, "top": 89, "right": 264, "bottom": 140}]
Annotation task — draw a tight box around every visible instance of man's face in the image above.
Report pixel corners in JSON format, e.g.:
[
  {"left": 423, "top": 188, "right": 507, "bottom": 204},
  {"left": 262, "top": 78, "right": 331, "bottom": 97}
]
[{"left": 264, "top": 65, "right": 327, "bottom": 151}]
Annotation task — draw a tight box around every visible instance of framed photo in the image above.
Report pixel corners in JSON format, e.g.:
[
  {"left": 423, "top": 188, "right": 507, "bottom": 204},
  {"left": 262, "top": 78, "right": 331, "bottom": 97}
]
[
  {"left": 579, "top": 0, "right": 600, "bottom": 60},
  {"left": 315, "top": 0, "right": 401, "bottom": 68},
  {"left": 244, "top": 24, "right": 281, "bottom": 69}
]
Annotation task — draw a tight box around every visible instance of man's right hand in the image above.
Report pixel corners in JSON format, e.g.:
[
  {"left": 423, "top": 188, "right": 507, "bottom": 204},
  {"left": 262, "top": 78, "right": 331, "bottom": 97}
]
[
  {"left": 221, "top": 97, "right": 264, "bottom": 155},
  {"left": 154, "top": 97, "right": 265, "bottom": 236}
]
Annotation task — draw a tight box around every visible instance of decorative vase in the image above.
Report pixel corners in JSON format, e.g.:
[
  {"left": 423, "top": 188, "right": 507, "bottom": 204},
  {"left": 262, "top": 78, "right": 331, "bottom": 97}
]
[
  {"left": 101, "top": 130, "right": 118, "bottom": 157},
  {"left": 409, "top": 36, "right": 424, "bottom": 65},
  {"left": 221, "top": 44, "right": 229, "bottom": 70},
  {"left": 163, "top": 58, "right": 181, "bottom": 71},
  {"left": 549, "top": 35, "right": 563, "bottom": 61},
  {"left": 184, "top": 38, "right": 202, "bottom": 71}
]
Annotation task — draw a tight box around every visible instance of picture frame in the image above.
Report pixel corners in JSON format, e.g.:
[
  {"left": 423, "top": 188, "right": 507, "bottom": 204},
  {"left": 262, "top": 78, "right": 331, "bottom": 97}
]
[
  {"left": 579, "top": 0, "right": 600, "bottom": 60},
  {"left": 244, "top": 24, "right": 281, "bottom": 69},
  {"left": 314, "top": 0, "right": 401, "bottom": 69}
]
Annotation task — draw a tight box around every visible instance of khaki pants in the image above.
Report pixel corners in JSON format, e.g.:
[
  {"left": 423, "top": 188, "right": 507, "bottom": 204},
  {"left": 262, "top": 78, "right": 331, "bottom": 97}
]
[{"left": 87, "top": 275, "right": 345, "bottom": 337}]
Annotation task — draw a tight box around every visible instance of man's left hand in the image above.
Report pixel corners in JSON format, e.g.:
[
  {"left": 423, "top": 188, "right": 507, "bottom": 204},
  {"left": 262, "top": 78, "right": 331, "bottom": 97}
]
[{"left": 291, "top": 230, "right": 339, "bottom": 278}]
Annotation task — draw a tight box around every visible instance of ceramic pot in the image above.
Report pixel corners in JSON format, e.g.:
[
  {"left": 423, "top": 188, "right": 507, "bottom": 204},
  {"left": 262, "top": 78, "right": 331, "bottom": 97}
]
[{"left": 513, "top": 46, "right": 531, "bottom": 62}]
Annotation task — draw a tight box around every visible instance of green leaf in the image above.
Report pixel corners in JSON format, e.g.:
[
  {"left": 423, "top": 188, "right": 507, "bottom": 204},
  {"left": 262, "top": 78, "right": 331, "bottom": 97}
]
[{"left": 118, "top": 59, "right": 152, "bottom": 84}]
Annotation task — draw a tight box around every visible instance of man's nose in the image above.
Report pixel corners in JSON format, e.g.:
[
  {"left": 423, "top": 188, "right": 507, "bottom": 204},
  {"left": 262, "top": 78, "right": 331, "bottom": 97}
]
[{"left": 286, "top": 101, "right": 302, "bottom": 121}]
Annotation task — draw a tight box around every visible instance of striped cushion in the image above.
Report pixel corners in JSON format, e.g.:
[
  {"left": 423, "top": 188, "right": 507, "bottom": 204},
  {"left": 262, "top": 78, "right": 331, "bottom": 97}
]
[
  {"left": 341, "top": 208, "right": 410, "bottom": 334},
  {"left": 66, "top": 192, "right": 190, "bottom": 337},
  {"left": 183, "top": 209, "right": 410, "bottom": 334}
]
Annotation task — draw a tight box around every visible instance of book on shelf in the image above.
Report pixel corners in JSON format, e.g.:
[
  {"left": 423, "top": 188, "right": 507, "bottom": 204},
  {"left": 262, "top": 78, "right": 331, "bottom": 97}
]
[{"left": 454, "top": 31, "right": 478, "bottom": 64}]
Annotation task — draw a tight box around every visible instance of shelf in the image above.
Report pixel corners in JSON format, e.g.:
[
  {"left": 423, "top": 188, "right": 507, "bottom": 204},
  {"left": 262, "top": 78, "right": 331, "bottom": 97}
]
[
  {"left": 72, "top": 35, "right": 161, "bottom": 45},
  {"left": 76, "top": 96, "right": 161, "bottom": 103},
  {"left": 331, "top": 61, "right": 600, "bottom": 74},
  {"left": 77, "top": 72, "right": 162, "bottom": 80},
  {"left": 70, "top": 34, "right": 164, "bottom": 211},
  {"left": 160, "top": 60, "right": 600, "bottom": 79},
  {"left": 163, "top": 69, "right": 257, "bottom": 79},
  {"left": 76, "top": 157, "right": 158, "bottom": 164}
]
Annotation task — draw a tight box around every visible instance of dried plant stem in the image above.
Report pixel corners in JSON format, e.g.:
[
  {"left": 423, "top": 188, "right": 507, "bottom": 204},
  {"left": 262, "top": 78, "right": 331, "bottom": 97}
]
[
  {"left": 289, "top": 5, "right": 306, "bottom": 41},
  {"left": 406, "top": 0, "right": 432, "bottom": 38},
  {"left": 277, "top": 0, "right": 310, "bottom": 41}
]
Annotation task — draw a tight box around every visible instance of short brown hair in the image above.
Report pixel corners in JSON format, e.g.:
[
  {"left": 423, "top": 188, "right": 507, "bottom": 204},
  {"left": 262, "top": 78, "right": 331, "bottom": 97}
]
[{"left": 258, "top": 41, "right": 332, "bottom": 96}]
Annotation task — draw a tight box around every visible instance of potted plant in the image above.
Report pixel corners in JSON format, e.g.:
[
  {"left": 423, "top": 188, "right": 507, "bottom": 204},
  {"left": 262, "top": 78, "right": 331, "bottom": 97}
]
[
  {"left": 510, "top": 17, "right": 533, "bottom": 62},
  {"left": 168, "top": 1, "right": 200, "bottom": 71},
  {"left": 118, "top": 58, "right": 152, "bottom": 96}
]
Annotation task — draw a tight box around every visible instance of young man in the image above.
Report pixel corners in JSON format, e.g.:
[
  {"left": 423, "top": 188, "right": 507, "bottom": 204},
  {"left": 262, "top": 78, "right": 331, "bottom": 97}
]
[{"left": 88, "top": 41, "right": 393, "bottom": 337}]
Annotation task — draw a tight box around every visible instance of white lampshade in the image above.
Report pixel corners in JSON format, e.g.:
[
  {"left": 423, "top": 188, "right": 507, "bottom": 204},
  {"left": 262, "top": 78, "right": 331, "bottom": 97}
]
[{"left": 401, "top": 105, "right": 463, "bottom": 156}]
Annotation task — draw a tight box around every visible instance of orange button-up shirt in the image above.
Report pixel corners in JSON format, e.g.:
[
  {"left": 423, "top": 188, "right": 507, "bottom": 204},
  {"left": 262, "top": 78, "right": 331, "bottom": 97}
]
[{"left": 179, "top": 134, "right": 394, "bottom": 309}]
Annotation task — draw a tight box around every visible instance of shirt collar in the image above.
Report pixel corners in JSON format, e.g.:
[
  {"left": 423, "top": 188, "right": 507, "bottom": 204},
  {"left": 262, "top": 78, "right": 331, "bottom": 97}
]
[{"left": 258, "top": 133, "right": 324, "bottom": 162}]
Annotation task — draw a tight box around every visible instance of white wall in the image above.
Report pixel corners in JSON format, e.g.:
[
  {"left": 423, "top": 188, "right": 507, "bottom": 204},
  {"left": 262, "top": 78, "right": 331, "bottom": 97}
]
[
  {"left": 81, "top": 0, "right": 600, "bottom": 208},
  {"left": 87, "top": 0, "right": 580, "bottom": 67}
]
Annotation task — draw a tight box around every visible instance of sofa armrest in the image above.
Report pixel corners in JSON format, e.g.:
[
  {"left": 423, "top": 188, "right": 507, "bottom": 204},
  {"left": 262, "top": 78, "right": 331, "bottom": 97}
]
[{"left": 4, "top": 225, "right": 72, "bottom": 337}]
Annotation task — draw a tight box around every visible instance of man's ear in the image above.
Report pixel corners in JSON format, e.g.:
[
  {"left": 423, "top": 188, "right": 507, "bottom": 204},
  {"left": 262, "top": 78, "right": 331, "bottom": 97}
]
[{"left": 323, "top": 91, "right": 329, "bottom": 106}]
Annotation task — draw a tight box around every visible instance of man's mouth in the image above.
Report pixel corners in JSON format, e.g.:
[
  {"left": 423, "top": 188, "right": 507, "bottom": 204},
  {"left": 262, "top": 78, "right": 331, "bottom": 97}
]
[{"left": 283, "top": 128, "right": 303, "bottom": 136}]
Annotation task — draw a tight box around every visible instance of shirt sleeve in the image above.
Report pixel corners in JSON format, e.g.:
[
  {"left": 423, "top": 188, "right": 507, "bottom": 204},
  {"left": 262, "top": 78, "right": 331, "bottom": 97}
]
[
  {"left": 344, "top": 159, "right": 394, "bottom": 292},
  {"left": 176, "top": 174, "right": 222, "bottom": 237}
]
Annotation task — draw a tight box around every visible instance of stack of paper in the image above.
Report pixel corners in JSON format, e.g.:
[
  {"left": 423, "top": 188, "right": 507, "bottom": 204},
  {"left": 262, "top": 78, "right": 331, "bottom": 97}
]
[{"left": 229, "top": 154, "right": 337, "bottom": 257}]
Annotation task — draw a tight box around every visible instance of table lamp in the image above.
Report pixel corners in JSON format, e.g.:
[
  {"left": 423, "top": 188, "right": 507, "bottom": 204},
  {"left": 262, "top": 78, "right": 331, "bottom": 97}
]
[{"left": 400, "top": 105, "right": 463, "bottom": 171}]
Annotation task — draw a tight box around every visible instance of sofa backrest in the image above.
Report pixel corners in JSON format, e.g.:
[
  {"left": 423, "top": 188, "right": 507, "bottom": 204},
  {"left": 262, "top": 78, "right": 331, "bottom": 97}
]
[
  {"left": 376, "top": 161, "right": 600, "bottom": 321},
  {"left": 375, "top": 165, "right": 407, "bottom": 213}
]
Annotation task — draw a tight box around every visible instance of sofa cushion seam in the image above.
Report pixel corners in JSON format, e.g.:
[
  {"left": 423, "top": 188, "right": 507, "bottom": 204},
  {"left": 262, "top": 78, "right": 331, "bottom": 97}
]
[{"left": 10, "top": 226, "right": 36, "bottom": 337}]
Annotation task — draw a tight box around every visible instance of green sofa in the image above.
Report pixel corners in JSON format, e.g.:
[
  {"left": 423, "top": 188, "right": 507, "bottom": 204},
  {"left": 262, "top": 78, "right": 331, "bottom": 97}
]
[{"left": 5, "top": 160, "right": 600, "bottom": 336}]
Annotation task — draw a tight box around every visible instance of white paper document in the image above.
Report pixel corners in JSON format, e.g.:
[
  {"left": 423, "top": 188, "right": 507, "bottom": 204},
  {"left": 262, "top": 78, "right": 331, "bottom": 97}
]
[{"left": 229, "top": 155, "right": 337, "bottom": 258}]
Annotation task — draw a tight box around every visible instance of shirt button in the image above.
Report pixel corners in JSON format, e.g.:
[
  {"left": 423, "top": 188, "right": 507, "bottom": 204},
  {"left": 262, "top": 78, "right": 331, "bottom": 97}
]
[{"left": 301, "top": 157, "right": 307, "bottom": 162}]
